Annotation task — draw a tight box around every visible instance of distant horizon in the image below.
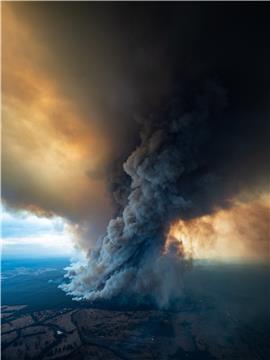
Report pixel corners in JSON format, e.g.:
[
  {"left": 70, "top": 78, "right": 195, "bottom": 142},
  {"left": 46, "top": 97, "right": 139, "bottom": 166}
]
[{"left": 2, "top": 255, "right": 268, "bottom": 265}]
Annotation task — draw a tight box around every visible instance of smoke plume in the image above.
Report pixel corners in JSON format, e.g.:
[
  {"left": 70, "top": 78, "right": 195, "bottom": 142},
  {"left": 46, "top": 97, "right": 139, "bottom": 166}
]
[{"left": 61, "top": 83, "right": 269, "bottom": 307}]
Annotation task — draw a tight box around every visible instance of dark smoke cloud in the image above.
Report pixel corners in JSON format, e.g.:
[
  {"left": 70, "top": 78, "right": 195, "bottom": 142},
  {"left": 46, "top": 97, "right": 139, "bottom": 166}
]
[
  {"left": 3, "top": 3, "right": 270, "bottom": 235},
  {"left": 61, "top": 82, "right": 270, "bottom": 307}
]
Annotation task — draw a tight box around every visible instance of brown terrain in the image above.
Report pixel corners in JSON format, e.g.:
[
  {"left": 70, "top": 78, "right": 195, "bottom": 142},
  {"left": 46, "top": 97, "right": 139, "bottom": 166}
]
[{"left": 1, "top": 302, "right": 269, "bottom": 360}]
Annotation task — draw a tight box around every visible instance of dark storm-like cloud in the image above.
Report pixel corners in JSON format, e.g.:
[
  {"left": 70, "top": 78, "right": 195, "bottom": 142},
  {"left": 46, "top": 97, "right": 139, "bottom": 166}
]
[{"left": 3, "top": 3, "right": 270, "bottom": 225}]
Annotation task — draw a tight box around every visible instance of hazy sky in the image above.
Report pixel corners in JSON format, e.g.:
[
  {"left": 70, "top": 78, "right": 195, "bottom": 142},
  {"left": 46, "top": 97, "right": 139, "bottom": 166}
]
[
  {"left": 1, "top": 205, "right": 74, "bottom": 258},
  {"left": 2, "top": 2, "right": 270, "bottom": 259}
]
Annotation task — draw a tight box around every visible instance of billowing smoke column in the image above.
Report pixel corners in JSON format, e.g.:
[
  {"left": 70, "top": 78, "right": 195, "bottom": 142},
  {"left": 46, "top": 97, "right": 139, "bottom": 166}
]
[{"left": 61, "top": 83, "right": 269, "bottom": 307}]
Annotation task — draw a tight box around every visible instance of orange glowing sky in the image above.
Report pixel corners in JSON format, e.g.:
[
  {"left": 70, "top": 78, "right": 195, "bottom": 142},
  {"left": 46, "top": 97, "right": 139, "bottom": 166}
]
[
  {"left": 166, "top": 194, "right": 270, "bottom": 261},
  {"left": 2, "top": 4, "right": 114, "bottom": 244}
]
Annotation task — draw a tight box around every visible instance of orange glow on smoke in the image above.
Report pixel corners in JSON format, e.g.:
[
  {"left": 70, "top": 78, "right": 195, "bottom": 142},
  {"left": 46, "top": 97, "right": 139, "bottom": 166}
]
[
  {"left": 165, "top": 195, "right": 270, "bottom": 260},
  {"left": 2, "top": 4, "right": 113, "bottom": 223}
]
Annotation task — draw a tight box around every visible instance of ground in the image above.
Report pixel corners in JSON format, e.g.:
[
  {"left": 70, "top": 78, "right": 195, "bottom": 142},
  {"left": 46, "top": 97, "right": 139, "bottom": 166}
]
[
  {"left": 2, "top": 299, "right": 270, "bottom": 360},
  {"left": 1, "top": 258, "right": 270, "bottom": 359}
]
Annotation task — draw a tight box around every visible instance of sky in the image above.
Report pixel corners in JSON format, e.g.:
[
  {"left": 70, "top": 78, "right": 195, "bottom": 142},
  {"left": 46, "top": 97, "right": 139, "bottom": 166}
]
[
  {"left": 1, "top": 204, "right": 74, "bottom": 258},
  {"left": 1, "top": 2, "right": 270, "bottom": 269}
]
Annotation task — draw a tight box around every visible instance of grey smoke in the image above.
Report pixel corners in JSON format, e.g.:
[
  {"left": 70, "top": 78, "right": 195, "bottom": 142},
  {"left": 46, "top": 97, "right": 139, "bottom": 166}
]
[
  {"left": 61, "top": 82, "right": 269, "bottom": 307},
  {"left": 60, "top": 84, "right": 221, "bottom": 306}
]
